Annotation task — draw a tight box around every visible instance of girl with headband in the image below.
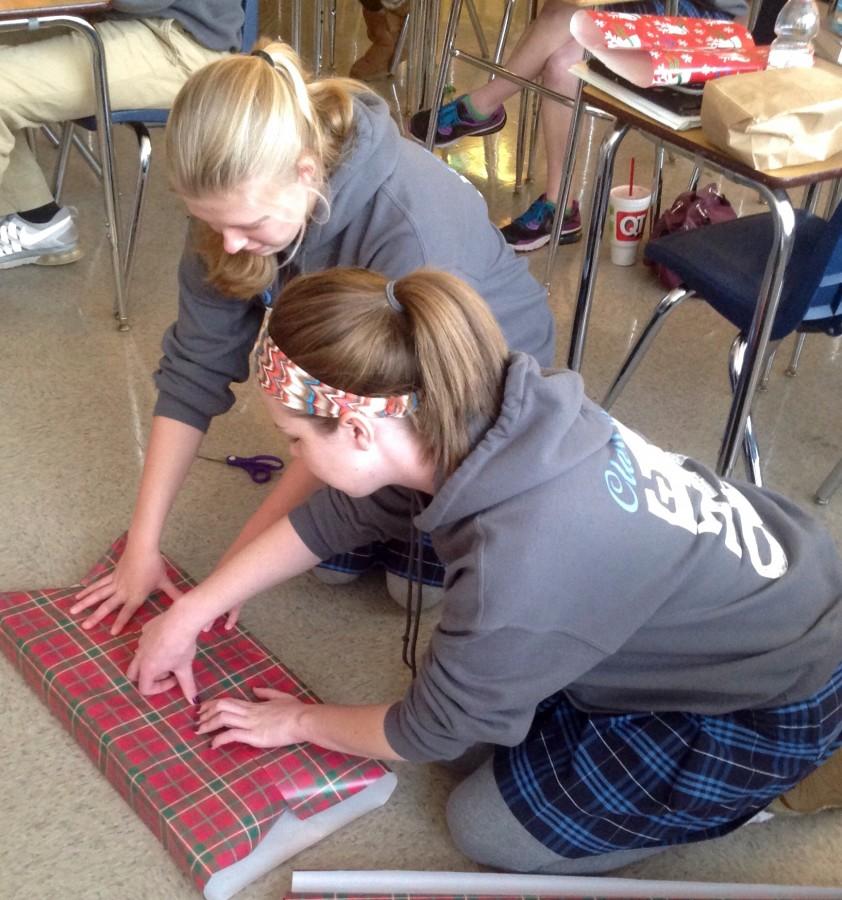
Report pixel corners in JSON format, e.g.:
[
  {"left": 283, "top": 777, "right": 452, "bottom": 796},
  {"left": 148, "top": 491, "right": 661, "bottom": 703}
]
[
  {"left": 128, "top": 267, "right": 842, "bottom": 875},
  {"left": 72, "top": 41, "right": 554, "bottom": 633}
]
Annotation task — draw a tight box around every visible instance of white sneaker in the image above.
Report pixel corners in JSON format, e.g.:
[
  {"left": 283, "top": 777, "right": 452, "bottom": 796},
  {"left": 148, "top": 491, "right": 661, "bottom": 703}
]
[
  {"left": 385, "top": 571, "right": 444, "bottom": 610},
  {"left": 0, "top": 207, "right": 82, "bottom": 270}
]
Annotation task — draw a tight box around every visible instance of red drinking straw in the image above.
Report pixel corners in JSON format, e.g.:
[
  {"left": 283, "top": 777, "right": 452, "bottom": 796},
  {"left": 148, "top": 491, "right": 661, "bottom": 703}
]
[{"left": 629, "top": 157, "right": 635, "bottom": 197}]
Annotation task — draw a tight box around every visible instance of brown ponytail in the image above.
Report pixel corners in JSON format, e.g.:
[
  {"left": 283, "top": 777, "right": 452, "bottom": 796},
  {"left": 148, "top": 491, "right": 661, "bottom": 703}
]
[{"left": 266, "top": 267, "right": 508, "bottom": 475}]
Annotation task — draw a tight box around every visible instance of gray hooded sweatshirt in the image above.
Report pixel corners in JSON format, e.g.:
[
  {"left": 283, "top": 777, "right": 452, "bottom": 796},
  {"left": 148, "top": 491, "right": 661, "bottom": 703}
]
[
  {"left": 153, "top": 93, "right": 554, "bottom": 432},
  {"left": 289, "top": 354, "right": 842, "bottom": 763},
  {"left": 110, "top": 1, "right": 244, "bottom": 51}
]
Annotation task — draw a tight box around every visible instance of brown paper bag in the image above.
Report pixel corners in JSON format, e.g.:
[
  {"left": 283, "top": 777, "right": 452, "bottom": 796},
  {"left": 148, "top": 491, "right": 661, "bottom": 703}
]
[{"left": 700, "top": 66, "right": 842, "bottom": 171}]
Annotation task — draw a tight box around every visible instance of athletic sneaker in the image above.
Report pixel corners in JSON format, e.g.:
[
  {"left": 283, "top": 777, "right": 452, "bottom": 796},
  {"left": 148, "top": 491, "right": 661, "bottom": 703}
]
[
  {"left": 0, "top": 207, "right": 81, "bottom": 270},
  {"left": 501, "top": 194, "right": 582, "bottom": 252},
  {"left": 408, "top": 95, "right": 506, "bottom": 148}
]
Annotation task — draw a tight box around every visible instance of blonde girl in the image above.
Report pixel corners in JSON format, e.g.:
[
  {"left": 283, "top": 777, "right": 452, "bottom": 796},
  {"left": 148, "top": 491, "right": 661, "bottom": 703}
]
[
  {"left": 127, "top": 266, "right": 842, "bottom": 875},
  {"left": 73, "top": 42, "right": 554, "bottom": 629}
]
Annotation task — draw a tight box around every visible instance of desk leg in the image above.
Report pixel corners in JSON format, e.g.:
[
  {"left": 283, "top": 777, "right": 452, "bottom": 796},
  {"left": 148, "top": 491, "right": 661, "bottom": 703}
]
[
  {"left": 409, "top": 0, "right": 443, "bottom": 115},
  {"left": 544, "top": 77, "right": 586, "bottom": 289},
  {"left": 423, "top": 0, "right": 461, "bottom": 142},
  {"left": 716, "top": 189, "right": 795, "bottom": 477},
  {"left": 70, "top": 18, "right": 127, "bottom": 331},
  {"left": 567, "top": 121, "right": 628, "bottom": 373}
]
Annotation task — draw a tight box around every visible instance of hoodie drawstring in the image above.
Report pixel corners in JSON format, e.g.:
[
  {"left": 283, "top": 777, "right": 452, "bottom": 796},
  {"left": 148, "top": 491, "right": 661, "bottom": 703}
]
[{"left": 401, "top": 493, "right": 424, "bottom": 678}]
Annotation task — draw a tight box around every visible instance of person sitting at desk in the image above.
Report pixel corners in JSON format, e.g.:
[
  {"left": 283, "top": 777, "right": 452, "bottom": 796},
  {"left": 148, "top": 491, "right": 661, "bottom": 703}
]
[
  {"left": 409, "top": 0, "right": 747, "bottom": 252},
  {"left": 0, "top": 0, "right": 244, "bottom": 271}
]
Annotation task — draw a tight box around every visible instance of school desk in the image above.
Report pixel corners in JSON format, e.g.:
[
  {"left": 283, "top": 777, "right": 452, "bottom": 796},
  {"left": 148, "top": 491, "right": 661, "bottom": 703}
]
[
  {"left": 566, "top": 85, "right": 842, "bottom": 478},
  {"left": 0, "top": 0, "right": 127, "bottom": 327}
]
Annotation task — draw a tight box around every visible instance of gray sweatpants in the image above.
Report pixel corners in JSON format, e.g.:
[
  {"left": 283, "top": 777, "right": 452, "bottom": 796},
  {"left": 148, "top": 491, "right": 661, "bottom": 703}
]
[{"left": 446, "top": 756, "right": 669, "bottom": 874}]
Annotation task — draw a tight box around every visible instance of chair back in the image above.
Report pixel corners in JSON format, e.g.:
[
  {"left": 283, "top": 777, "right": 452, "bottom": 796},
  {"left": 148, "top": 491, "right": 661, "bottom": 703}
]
[
  {"left": 241, "top": 0, "right": 260, "bottom": 53},
  {"left": 798, "top": 197, "right": 842, "bottom": 335}
]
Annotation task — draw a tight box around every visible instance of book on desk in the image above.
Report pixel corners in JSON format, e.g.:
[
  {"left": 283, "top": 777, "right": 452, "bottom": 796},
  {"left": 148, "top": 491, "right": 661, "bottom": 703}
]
[{"left": 570, "top": 59, "right": 703, "bottom": 130}]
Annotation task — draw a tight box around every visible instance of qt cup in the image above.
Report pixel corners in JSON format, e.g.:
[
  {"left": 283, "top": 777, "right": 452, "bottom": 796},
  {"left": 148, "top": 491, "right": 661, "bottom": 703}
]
[{"left": 608, "top": 185, "right": 652, "bottom": 266}]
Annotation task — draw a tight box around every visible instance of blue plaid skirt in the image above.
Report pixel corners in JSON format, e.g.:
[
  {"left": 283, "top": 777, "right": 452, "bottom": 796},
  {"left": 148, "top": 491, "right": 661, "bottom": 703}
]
[
  {"left": 317, "top": 531, "right": 446, "bottom": 587},
  {"left": 495, "top": 660, "right": 842, "bottom": 857}
]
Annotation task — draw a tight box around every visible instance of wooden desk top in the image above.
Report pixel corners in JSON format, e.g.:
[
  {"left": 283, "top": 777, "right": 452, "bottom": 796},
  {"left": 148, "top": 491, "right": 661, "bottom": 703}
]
[
  {"left": 0, "top": 0, "right": 109, "bottom": 15},
  {"left": 583, "top": 84, "right": 842, "bottom": 189}
]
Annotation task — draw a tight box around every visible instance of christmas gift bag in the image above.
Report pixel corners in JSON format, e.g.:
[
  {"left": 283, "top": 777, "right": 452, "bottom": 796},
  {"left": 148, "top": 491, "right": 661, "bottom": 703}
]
[{"left": 0, "top": 536, "right": 396, "bottom": 899}]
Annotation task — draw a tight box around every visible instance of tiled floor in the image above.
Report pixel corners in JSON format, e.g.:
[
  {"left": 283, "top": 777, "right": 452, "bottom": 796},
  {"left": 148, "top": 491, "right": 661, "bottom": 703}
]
[{"left": 1, "top": 4, "right": 841, "bottom": 898}]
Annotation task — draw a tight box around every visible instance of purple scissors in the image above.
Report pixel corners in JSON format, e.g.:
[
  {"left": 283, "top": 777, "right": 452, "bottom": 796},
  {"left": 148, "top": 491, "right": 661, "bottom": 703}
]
[{"left": 197, "top": 453, "right": 284, "bottom": 484}]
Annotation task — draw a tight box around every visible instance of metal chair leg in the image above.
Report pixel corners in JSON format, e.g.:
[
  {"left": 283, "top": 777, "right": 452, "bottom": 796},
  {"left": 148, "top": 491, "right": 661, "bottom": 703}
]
[
  {"left": 759, "top": 342, "right": 777, "bottom": 390},
  {"left": 525, "top": 93, "right": 541, "bottom": 185},
  {"left": 514, "top": 0, "right": 540, "bottom": 192},
  {"left": 390, "top": 11, "right": 410, "bottom": 77},
  {"left": 687, "top": 162, "right": 702, "bottom": 192},
  {"left": 729, "top": 335, "right": 763, "bottom": 487},
  {"left": 465, "top": 0, "right": 489, "bottom": 58},
  {"left": 122, "top": 122, "right": 151, "bottom": 299},
  {"left": 514, "top": 90, "right": 531, "bottom": 193},
  {"left": 52, "top": 122, "right": 75, "bottom": 203},
  {"left": 785, "top": 332, "right": 807, "bottom": 376},
  {"left": 650, "top": 143, "right": 665, "bottom": 231},
  {"left": 602, "top": 287, "right": 695, "bottom": 410},
  {"left": 425, "top": 0, "right": 463, "bottom": 149},
  {"left": 328, "top": 0, "right": 337, "bottom": 70},
  {"left": 491, "top": 0, "right": 518, "bottom": 67},
  {"left": 825, "top": 177, "right": 842, "bottom": 219},
  {"left": 815, "top": 456, "right": 842, "bottom": 505}
]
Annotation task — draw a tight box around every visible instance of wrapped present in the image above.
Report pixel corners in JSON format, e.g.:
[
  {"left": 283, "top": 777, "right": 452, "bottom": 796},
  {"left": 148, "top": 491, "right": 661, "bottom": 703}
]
[
  {"left": 571, "top": 12, "right": 767, "bottom": 87},
  {"left": 0, "top": 536, "right": 396, "bottom": 900}
]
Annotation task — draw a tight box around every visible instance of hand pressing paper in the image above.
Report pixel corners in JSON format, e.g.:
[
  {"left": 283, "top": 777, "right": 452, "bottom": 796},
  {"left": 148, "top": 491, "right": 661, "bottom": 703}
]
[{"left": 0, "top": 535, "right": 396, "bottom": 900}]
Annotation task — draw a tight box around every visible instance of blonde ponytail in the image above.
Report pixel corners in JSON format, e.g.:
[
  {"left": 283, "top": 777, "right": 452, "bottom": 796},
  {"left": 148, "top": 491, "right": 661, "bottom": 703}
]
[
  {"left": 166, "top": 41, "right": 365, "bottom": 298},
  {"left": 266, "top": 268, "right": 508, "bottom": 475}
]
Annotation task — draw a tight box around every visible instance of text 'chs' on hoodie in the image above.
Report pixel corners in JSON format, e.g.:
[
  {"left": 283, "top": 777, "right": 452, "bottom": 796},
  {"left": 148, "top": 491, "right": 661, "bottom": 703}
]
[{"left": 289, "top": 353, "right": 842, "bottom": 762}]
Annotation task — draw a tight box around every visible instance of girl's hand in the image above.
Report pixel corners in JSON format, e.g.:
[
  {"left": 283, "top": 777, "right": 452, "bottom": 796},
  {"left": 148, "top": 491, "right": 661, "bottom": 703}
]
[
  {"left": 196, "top": 688, "right": 306, "bottom": 749},
  {"left": 71, "top": 541, "right": 181, "bottom": 635},
  {"left": 127, "top": 602, "right": 200, "bottom": 703}
]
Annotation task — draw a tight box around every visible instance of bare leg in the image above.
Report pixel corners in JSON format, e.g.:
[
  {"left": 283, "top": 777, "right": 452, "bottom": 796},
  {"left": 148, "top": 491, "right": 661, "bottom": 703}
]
[
  {"left": 539, "top": 40, "right": 582, "bottom": 201},
  {"left": 467, "top": 0, "right": 577, "bottom": 117}
]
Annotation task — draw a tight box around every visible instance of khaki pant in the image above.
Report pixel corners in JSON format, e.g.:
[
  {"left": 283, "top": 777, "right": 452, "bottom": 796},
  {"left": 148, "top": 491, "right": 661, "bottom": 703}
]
[{"left": 0, "top": 18, "right": 227, "bottom": 214}]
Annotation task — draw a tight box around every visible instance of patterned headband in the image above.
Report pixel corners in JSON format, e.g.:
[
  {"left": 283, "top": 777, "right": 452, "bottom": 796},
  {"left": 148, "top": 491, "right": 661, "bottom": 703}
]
[{"left": 256, "top": 334, "right": 418, "bottom": 418}]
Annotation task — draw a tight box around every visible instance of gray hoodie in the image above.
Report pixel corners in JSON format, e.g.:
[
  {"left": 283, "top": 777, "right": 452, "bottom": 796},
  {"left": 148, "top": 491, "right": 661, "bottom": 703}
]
[
  {"left": 289, "top": 354, "right": 842, "bottom": 762},
  {"left": 154, "top": 93, "right": 554, "bottom": 432},
  {"left": 109, "top": 1, "right": 244, "bottom": 51}
]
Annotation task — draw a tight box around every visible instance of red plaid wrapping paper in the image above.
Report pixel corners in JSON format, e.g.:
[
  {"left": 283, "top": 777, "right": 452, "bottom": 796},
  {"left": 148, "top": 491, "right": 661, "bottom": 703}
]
[{"left": 0, "top": 536, "right": 390, "bottom": 892}]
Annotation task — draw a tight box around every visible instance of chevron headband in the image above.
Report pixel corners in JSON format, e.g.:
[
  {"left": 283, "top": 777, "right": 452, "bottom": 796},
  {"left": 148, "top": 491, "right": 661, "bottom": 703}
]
[{"left": 256, "top": 334, "right": 418, "bottom": 418}]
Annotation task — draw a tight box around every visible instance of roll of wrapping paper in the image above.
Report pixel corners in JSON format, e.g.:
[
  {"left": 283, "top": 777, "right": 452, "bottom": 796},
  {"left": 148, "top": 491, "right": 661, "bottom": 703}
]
[
  {"left": 0, "top": 535, "right": 391, "bottom": 893},
  {"left": 570, "top": 12, "right": 767, "bottom": 87}
]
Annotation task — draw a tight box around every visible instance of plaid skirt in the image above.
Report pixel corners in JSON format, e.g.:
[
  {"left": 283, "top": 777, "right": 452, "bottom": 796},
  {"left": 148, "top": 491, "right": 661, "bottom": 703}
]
[
  {"left": 495, "top": 660, "right": 842, "bottom": 858},
  {"left": 317, "top": 532, "right": 446, "bottom": 587}
]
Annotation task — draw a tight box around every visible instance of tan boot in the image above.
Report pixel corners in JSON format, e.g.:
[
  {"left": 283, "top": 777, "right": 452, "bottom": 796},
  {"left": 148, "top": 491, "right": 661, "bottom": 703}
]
[
  {"left": 350, "top": 6, "right": 408, "bottom": 81},
  {"left": 769, "top": 748, "right": 842, "bottom": 814}
]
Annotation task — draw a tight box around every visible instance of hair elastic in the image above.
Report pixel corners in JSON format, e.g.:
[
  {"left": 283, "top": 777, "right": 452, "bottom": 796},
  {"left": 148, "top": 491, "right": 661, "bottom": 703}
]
[
  {"left": 384, "top": 280, "right": 404, "bottom": 313},
  {"left": 251, "top": 49, "right": 276, "bottom": 68}
]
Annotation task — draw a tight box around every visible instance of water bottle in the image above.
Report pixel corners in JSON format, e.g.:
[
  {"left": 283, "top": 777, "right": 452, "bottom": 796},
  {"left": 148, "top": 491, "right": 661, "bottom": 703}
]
[{"left": 767, "top": 0, "right": 820, "bottom": 68}]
